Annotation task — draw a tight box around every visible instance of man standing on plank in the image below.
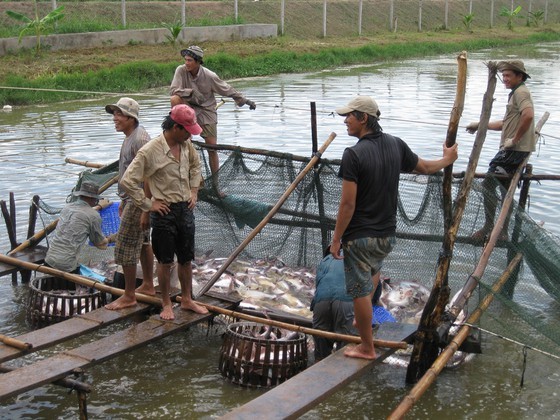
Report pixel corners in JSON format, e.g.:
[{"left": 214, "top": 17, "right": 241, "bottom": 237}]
[{"left": 121, "top": 104, "right": 208, "bottom": 320}]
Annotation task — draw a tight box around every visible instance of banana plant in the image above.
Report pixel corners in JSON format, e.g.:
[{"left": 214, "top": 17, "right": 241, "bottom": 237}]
[
  {"left": 6, "top": 3, "right": 65, "bottom": 53},
  {"left": 500, "top": 5, "right": 523, "bottom": 31}
]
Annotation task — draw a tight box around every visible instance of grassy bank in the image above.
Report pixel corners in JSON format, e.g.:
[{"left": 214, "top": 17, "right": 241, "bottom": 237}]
[{"left": 1, "top": 26, "right": 560, "bottom": 106}]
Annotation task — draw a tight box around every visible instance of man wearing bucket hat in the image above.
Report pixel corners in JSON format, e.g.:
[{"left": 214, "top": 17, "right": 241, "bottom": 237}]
[
  {"left": 104, "top": 97, "right": 155, "bottom": 311},
  {"left": 465, "top": 60, "right": 536, "bottom": 242},
  {"left": 330, "top": 96, "right": 458, "bottom": 360},
  {"left": 45, "top": 182, "right": 109, "bottom": 273},
  {"left": 121, "top": 104, "right": 209, "bottom": 319},
  {"left": 170, "top": 45, "right": 257, "bottom": 188}
]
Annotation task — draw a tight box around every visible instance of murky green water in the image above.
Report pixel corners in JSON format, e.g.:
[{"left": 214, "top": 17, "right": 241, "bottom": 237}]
[{"left": 1, "top": 43, "right": 560, "bottom": 419}]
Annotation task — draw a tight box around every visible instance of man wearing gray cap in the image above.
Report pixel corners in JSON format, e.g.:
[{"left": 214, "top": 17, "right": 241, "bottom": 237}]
[
  {"left": 45, "top": 182, "right": 109, "bottom": 273},
  {"left": 170, "top": 45, "right": 256, "bottom": 189},
  {"left": 330, "top": 96, "right": 458, "bottom": 360},
  {"left": 104, "top": 97, "right": 155, "bottom": 311},
  {"left": 466, "top": 60, "right": 536, "bottom": 242}
]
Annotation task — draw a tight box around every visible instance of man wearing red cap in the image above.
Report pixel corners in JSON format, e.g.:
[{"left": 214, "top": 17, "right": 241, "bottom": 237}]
[
  {"left": 121, "top": 104, "right": 209, "bottom": 319},
  {"left": 466, "top": 60, "right": 536, "bottom": 242},
  {"left": 170, "top": 45, "right": 256, "bottom": 189}
]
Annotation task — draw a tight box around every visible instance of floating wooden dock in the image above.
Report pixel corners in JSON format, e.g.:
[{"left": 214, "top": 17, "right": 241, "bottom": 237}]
[
  {"left": 221, "top": 322, "right": 417, "bottom": 419},
  {"left": 0, "top": 293, "right": 239, "bottom": 401}
]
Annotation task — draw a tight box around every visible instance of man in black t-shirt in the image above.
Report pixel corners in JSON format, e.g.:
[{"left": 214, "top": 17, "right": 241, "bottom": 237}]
[{"left": 330, "top": 96, "right": 458, "bottom": 360}]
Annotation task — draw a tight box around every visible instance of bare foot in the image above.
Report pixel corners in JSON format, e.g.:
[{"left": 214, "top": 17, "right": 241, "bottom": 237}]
[
  {"left": 136, "top": 284, "right": 156, "bottom": 296},
  {"left": 344, "top": 344, "right": 377, "bottom": 360},
  {"left": 160, "top": 305, "right": 175, "bottom": 320},
  {"left": 105, "top": 295, "right": 137, "bottom": 310},
  {"left": 180, "top": 300, "right": 209, "bottom": 314}
]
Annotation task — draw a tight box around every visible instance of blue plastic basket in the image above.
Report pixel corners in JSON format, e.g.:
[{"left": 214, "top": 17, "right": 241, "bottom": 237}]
[
  {"left": 372, "top": 305, "right": 396, "bottom": 325},
  {"left": 89, "top": 202, "right": 120, "bottom": 246}
]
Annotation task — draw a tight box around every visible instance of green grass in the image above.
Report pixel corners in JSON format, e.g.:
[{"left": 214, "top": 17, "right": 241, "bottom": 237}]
[{"left": 2, "top": 28, "right": 560, "bottom": 106}]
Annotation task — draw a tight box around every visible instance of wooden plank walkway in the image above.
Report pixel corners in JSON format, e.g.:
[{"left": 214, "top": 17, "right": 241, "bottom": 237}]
[
  {"left": 0, "top": 294, "right": 239, "bottom": 401},
  {"left": 221, "top": 323, "right": 417, "bottom": 420},
  {"left": 0, "top": 303, "right": 151, "bottom": 364}
]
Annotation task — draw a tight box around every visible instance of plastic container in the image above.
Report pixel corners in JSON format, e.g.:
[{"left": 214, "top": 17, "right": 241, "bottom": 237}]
[
  {"left": 90, "top": 202, "right": 120, "bottom": 246},
  {"left": 372, "top": 305, "right": 396, "bottom": 325}
]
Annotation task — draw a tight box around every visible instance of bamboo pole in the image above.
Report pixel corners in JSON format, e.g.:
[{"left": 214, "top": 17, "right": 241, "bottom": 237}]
[
  {"left": 389, "top": 253, "right": 523, "bottom": 419},
  {"left": 0, "top": 254, "right": 162, "bottom": 306},
  {"left": 445, "top": 153, "right": 531, "bottom": 323},
  {"left": 195, "top": 132, "right": 337, "bottom": 298},
  {"left": 178, "top": 298, "right": 408, "bottom": 350},
  {"left": 7, "top": 175, "right": 119, "bottom": 256},
  {"left": 64, "top": 157, "right": 106, "bottom": 168},
  {"left": 0, "top": 334, "right": 32, "bottom": 351}
]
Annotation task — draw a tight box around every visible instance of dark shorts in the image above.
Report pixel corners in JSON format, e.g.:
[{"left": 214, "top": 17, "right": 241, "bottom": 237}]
[
  {"left": 150, "top": 202, "right": 195, "bottom": 265},
  {"left": 342, "top": 236, "right": 395, "bottom": 299},
  {"left": 488, "top": 150, "right": 529, "bottom": 175}
]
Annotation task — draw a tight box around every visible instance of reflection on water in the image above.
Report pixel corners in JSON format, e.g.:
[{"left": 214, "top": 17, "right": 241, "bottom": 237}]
[{"left": 1, "top": 43, "right": 560, "bottom": 418}]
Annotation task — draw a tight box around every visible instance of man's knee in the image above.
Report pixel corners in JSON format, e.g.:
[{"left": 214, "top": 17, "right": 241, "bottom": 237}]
[{"left": 170, "top": 95, "right": 183, "bottom": 107}]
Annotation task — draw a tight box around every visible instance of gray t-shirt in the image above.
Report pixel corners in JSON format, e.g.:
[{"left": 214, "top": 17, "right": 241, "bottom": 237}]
[
  {"left": 45, "top": 199, "right": 106, "bottom": 272},
  {"left": 118, "top": 125, "right": 151, "bottom": 199}
]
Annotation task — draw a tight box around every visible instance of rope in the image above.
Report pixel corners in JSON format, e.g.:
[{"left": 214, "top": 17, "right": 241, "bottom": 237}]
[
  {"left": 0, "top": 159, "right": 80, "bottom": 175},
  {"left": 462, "top": 322, "right": 560, "bottom": 361},
  {"left": 0, "top": 85, "right": 131, "bottom": 97},
  {"left": 3, "top": 84, "right": 558, "bottom": 140}
]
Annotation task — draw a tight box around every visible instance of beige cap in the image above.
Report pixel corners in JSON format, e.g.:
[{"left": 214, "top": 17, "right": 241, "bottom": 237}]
[
  {"left": 105, "top": 97, "right": 140, "bottom": 121},
  {"left": 497, "top": 60, "right": 530, "bottom": 79},
  {"left": 336, "top": 96, "right": 380, "bottom": 118}
]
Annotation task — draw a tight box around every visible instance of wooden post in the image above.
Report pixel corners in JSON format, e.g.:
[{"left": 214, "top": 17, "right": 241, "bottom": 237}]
[{"left": 406, "top": 52, "right": 469, "bottom": 384}]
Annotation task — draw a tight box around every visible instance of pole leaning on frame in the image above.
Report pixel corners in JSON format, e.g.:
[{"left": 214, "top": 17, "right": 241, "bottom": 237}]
[{"left": 195, "top": 132, "right": 337, "bottom": 298}]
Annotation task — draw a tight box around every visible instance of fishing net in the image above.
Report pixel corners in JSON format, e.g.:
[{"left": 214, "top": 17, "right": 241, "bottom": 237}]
[{"left": 32, "top": 143, "right": 560, "bottom": 359}]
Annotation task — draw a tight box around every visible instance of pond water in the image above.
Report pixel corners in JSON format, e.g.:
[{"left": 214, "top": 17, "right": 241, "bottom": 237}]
[{"left": 0, "top": 43, "right": 559, "bottom": 418}]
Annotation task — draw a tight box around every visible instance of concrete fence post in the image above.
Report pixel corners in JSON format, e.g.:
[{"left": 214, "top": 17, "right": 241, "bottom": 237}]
[
  {"left": 121, "top": 0, "right": 127, "bottom": 27},
  {"left": 418, "top": 0, "right": 423, "bottom": 32}
]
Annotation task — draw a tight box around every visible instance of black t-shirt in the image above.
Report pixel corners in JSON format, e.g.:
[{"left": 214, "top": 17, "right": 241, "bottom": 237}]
[{"left": 338, "top": 132, "right": 418, "bottom": 241}]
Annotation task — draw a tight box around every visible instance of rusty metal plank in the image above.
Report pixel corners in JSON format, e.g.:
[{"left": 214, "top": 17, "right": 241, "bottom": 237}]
[
  {"left": 0, "top": 304, "right": 151, "bottom": 364},
  {"left": 0, "top": 296, "right": 238, "bottom": 401},
  {"left": 221, "top": 323, "right": 417, "bottom": 420}
]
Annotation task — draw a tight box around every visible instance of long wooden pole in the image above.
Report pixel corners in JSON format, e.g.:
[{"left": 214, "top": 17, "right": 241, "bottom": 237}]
[
  {"left": 0, "top": 253, "right": 406, "bottom": 349},
  {"left": 0, "top": 254, "right": 162, "bottom": 306},
  {"left": 64, "top": 157, "right": 106, "bottom": 168},
  {"left": 0, "top": 334, "right": 31, "bottom": 351},
  {"left": 389, "top": 253, "right": 523, "bottom": 419},
  {"left": 7, "top": 175, "right": 119, "bottom": 256},
  {"left": 178, "top": 297, "right": 408, "bottom": 349},
  {"left": 195, "top": 132, "right": 337, "bottom": 298},
  {"left": 406, "top": 51, "right": 469, "bottom": 383}
]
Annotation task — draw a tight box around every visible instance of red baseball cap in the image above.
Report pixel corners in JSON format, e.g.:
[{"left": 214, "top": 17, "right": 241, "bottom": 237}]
[{"left": 170, "top": 104, "right": 202, "bottom": 135}]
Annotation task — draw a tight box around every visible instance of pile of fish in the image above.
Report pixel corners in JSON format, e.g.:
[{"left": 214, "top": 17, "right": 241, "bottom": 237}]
[
  {"left": 192, "top": 254, "right": 316, "bottom": 319},
  {"left": 378, "top": 278, "right": 431, "bottom": 323}
]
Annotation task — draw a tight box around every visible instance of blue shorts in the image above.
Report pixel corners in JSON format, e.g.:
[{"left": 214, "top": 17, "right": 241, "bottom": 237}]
[
  {"left": 150, "top": 202, "right": 195, "bottom": 265},
  {"left": 342, "top": 236, "right": 395, "bottom": 299}
]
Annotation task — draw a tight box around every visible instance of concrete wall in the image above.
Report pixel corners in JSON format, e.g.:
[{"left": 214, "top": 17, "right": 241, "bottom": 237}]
[{"left": 0, "top": 24, "right": 277, "bottom": 56}]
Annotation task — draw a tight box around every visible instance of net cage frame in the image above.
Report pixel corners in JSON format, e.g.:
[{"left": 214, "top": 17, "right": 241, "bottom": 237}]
[{"left": 33, "top": 143, "right": 560, "bottom": 359}]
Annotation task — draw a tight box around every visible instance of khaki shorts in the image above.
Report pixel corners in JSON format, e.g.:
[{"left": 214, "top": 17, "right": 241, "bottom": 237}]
[
  {"left": 201, "top": 123, "right": 217, "bottom": 140},
  {"left": 342, "top": 236, "right": 395, "bottom": 299},
  {"left": 115, "top": 201, "right": 149, "bottom": 266}
]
